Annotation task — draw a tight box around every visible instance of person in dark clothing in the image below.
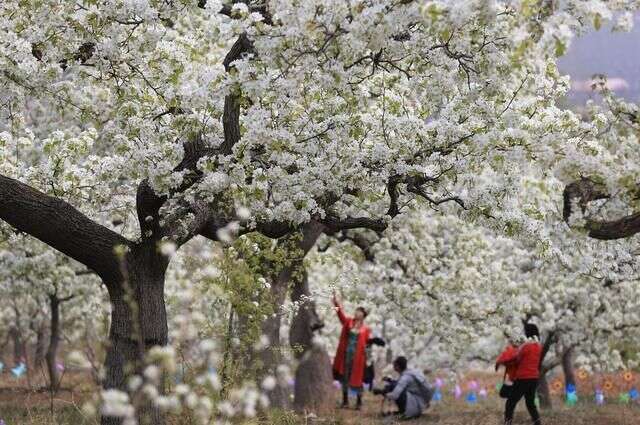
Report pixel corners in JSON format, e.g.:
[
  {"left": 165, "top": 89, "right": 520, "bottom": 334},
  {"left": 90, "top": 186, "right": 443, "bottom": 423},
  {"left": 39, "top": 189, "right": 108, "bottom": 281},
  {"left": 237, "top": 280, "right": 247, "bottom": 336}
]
[
  {"left": 497, "top": 323, "right": 542, "bottom": 425},
  {"left": 373, "top": 356, "right": 431, "bottom": 419}
]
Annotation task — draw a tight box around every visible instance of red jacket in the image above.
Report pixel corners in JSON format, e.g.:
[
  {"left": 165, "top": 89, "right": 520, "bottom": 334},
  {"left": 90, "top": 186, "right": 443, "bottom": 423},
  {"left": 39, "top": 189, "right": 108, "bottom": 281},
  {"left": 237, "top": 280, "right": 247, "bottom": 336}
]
[
  {"left": 496, "top": 345, "right": 519, "bottom": 381},
  {"left": 332, "top": 304, "right": 371, "bottom": 388},
  {"left": 499, "top": 341, "right": 542, "bottom": 380}
]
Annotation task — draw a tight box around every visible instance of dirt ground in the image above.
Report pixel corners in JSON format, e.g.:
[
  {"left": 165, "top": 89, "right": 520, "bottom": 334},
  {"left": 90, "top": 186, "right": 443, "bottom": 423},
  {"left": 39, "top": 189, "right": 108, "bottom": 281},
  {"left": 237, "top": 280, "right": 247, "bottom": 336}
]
[
  {"left": 1, "top": 372, "right": 639, "bottom": 425},
  {"left": 330, "top": 393, "right": 639, "bottom": 425}
]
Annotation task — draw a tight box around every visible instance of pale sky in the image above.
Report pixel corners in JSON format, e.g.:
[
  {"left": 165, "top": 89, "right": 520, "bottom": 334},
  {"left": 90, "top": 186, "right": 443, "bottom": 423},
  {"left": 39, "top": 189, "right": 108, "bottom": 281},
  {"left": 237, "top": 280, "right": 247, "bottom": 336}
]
[{"left": 558, "top": 14, "right": 640, "bottom": 103}]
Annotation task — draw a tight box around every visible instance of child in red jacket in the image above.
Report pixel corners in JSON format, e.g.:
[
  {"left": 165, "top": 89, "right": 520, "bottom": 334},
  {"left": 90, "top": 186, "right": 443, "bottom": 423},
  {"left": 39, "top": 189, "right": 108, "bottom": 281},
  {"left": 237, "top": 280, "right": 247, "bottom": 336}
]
[{"left": 496, "top": 342, "right": 519, "bottom": 383}]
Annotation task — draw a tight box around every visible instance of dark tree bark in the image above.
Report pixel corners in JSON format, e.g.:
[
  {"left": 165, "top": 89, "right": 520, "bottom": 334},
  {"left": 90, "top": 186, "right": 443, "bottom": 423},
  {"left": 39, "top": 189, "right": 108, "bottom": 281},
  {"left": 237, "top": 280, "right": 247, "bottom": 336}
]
[
  {"left": 0, "top": 174, "right": 172, "bottom": 424},
  {"left": 561, "top": 347, "right": 576, "bottom": 389},
  {"left": 537, "top": 371, "right": 553, "bottom": 410},
  {"left": 382, "top": 320, "right": 393, "bottom": 364},
  {"left": 45, "top": 294, "right": 74, "bottom": 393},
  {"left": 46, "top": 295, "right": 63, "bottom": 392},
  {"left": 289, "top": 268, "right": 333, "bottom": 413},
  {"left": 537, "top": 330, "right": 558, "bottom": 410},
  {"left": 563, "top": 178, "right": 640, "bottom": 240},
  {"left": 0, "top": 175, "right": 129, "bottom": 283},
  {"left": 255, "top": 222, "right": 326, "bottom": 410},
  {"left": 9, "top": 326, "right": 26, "bottom": 365},
  {"left": 258, "top": 269, "right": 291, "bottom": 409},
  {"left": 102, "top": 243, "right": 169, "bottom": 425},
  {"left": 286, "top": 222, "right": 334, "bottom": 412},
  {"left": 33, "top": 322, "right": 47, "bottom": 370}
]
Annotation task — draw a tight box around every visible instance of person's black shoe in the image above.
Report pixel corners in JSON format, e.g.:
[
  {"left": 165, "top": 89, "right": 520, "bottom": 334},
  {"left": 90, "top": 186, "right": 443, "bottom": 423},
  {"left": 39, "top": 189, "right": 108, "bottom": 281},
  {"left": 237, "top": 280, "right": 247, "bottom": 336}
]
[{"left": 340, "top": 391, "right": 348, "bottom": 408}]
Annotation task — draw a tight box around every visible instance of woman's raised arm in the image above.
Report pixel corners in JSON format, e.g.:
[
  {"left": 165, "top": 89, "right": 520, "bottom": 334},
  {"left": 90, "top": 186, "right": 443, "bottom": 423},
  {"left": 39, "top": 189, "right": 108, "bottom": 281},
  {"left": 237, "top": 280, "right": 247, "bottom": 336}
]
[{"left": 332, "top": 291, "right": 348, "bottom": 325}]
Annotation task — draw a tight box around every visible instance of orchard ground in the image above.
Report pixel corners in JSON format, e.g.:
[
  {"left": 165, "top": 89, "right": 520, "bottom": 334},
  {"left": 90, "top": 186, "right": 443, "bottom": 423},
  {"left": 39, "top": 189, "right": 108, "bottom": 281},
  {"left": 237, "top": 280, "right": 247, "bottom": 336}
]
[{"left": 1, "top": 371, "right": 639, "bottom": 425}]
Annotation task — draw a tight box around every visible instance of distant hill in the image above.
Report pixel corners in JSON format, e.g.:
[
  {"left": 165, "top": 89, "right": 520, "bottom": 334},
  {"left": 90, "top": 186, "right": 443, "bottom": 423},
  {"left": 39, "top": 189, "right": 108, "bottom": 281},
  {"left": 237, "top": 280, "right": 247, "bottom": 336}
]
[{"left": 558, "top": 14, "right": 640, "bottom": 104}]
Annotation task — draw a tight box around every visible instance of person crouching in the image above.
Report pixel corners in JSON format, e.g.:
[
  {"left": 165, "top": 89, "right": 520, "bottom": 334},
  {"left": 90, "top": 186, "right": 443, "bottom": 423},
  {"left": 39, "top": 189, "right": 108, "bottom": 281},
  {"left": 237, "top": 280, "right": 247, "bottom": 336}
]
[{"left": 373, "top": 356, "right": 432, "bottom": 420}]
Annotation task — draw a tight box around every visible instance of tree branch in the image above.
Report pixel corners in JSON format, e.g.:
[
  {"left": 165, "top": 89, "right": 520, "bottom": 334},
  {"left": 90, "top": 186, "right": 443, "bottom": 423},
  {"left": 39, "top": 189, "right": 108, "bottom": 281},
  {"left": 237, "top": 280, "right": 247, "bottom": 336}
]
[
  {"left": 221, "top": 33, "right": 255, "bottom": 154},
  {"left": 539, "top": 330, "right": 557, "bottom": 370},
  {"left": 334, "top": 231, "right": 378, "bottom": 262},
  {"left": 563, "top": 177, "right": 640, "bottom": 240},
  {"left": 0, "top": 175, "right": 129, "bottom": 283},
  {"left": 318, "top": 215, "right": 387, "bottom": 233}
]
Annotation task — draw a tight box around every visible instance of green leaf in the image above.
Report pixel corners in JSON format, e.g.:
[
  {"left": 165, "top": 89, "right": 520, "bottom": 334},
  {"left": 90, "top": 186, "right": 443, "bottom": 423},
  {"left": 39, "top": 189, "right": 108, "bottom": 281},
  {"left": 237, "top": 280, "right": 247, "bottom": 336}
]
[{"left": 554, "top": 39, "right": 566, "bottom": 57}]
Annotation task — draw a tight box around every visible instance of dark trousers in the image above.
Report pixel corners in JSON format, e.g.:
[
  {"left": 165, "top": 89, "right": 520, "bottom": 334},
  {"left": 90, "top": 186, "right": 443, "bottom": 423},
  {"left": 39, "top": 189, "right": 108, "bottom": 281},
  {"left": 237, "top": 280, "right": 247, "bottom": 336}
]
[
  {"left": 382, "top": 379, "right": 406, "bottom": 413},
  {"left": 504, "top": 379, "right": 541, "bottom": 424},
  {"left": 396, "top": 389, "right": 407, "bottom": 413}
]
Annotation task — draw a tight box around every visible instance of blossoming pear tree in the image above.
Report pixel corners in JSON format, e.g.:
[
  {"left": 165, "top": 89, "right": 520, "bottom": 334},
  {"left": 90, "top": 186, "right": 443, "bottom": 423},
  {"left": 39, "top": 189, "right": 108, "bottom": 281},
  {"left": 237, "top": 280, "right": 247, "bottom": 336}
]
[
  {"left": 310, "top": 199, "right": 640, "bottom": 405},
  {"left": 0, "top": 230, "right": 106, "bottom": 391},
  {"left": 562, "top": 90, "right": 640, "bottom": 240},
  {"left": 309, "top": 207, "right": 526, "bottom": 367}
]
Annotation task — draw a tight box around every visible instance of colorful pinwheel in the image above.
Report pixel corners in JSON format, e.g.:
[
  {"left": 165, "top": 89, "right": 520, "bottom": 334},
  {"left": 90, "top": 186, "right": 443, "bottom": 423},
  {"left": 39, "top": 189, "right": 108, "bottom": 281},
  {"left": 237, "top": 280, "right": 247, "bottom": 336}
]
[
  {"left": 11, "top": 363, "right": 26, "bottom": 378},
  {"left": 465, "top": 392, "right": 477, "bottom": 404},
  {"left": 578, "top": 369, "right": 588, "bottom": 381},
  {"left": 454, "top": 384, "right": 462, "bottom": 399}
]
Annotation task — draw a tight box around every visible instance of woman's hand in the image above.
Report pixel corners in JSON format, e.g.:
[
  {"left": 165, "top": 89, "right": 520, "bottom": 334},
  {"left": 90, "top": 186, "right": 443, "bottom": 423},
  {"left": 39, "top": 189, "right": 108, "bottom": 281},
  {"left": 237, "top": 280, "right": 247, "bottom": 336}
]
[{"left": 332, "top": 290, "right": 339, "bottom": 306}]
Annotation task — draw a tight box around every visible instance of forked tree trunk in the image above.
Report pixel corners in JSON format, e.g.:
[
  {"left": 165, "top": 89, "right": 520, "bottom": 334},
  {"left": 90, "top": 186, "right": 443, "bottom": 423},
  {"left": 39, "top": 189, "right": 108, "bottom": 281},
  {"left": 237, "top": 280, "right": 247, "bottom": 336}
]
[
  {"left": 257, "top": 222, "right": 326, "bottom": 410},
  {"left": 0, "top": 140, "right": 225, "bottom": 425},
  {"left": 290, "top": 270, "right": 333, "bottom": 413},
  {"left": 102, "top": 244, "right": 169, "bottom": 425}
]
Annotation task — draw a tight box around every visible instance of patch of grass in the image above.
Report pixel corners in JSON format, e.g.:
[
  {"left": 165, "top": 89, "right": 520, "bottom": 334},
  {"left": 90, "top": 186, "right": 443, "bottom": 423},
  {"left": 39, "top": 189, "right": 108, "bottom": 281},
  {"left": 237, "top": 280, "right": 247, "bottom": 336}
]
[
  {"left": 244, "top": 409, "right": 302, "bottom": 425},
  {"left": 331, "top": 393, "right": 640, "bottom": 425},
  {"left": 0, "top": 405, "right": 93, "bottom": 425},
  {"left": 2, "top": 389, "right": 640, "bottom": 425}
]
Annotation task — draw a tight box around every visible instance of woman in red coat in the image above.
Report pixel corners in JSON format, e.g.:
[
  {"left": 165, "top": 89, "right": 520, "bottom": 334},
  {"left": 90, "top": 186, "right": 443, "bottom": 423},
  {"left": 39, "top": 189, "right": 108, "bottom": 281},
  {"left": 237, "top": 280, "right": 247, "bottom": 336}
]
[
  {"left": 332, "top": 292, "right": 371, "bottom": 409},
  {"left": 496, "top": 323, "right": 543, "bottom": 425}
]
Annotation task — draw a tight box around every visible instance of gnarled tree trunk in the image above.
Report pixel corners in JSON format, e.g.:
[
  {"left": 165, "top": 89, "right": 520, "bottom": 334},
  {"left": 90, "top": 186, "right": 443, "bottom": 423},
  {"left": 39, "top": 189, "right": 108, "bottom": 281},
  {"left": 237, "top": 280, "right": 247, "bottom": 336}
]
[
  {"left": 258, "top": 222, "right": 326, "bottom": 410},
  {"left": 102, "top": 244, "right": 169, "bottom": 425},
  {"left": 290, "top": 269, "right": 333, "bottom": 413},
  {"left": 258, "top": 271, "right": 291, "bottom": 409},
  {"left": 536, "top": 329, "right": 557, "bottom": 410},
  {"left": 562, "top": 347, "right": 576, "bottom": 390},
  {"left": 0, "top": 174, "right": 177, "bottom": 424},
  {"left": 537, "top": 371, "right": 553, "bottom": 410}
]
